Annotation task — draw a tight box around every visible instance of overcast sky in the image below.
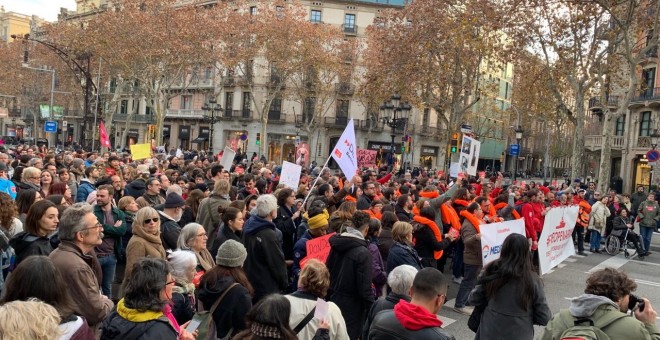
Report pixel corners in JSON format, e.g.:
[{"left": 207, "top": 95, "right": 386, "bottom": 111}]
[{"left": 0, "top": 0, "right": 77, "bottom": 22}]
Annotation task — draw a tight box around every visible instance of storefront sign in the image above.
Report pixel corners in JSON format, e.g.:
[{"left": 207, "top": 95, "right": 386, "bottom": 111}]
[
  {"left": 421, "top": 146, "right": 438, "bottom": 156},
  {"left": 179, "top": 126, "right": 190, "bottom": 139}
]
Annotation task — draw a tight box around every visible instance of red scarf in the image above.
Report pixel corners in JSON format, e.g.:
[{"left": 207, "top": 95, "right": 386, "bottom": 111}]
[
  {"left": 460, "top": 210, "right": 484, "bottom": 233},
  {"left": 412, "top": 205, "right": 421, "bottom": 216},
  {"left": 440, "top": 202, "right": 461, "bottom": 231},
  {"left": 413, "top": 215, "right": 444, "bottom": 259},
  {"left": 419, "top": 190, "right": 439, "bottom": 199},
  {"left": 364, "top": 209, "right": 382, "bottom": 220},
  {"left": 494, "top": 202, "right": 521, "bottom": 219}
]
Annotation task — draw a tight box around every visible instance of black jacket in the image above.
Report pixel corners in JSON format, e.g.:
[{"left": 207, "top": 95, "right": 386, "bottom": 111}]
[
  {"left": 242, "top": 215, "right": 288, "bottom": 302},
  {"left": 395, "top": 205, "right": 413, "bottom": 222},
  {"left": 326, "top": 232, "right": 375, "bottom": 340},
  {"left": 9, "top": 232, "right": 55, "bottom": 266},
  {"left": 210, "top": 223, "right": 242, "bottom": 259},
  {"left": 412, "top": 222, "right": 451, "bottom": 266},
  {"left": 368, "top": 309, "right": 456, "bottom": 340},
  {"left": 357, "top": 194, "right": 374, "bottom": 210},
  {"left": 101, "top": 312, "right": 177, "bottom": 340},
  {"left": 171, "top": 285, "right": 195, "bottom": 326},
  {"left": 197, "top": 276, "right": 252, "bottom": 339},
  {"left": 124, "top": 178, "right": 147, "bottom": 199},
  {"left": 158, "top": 211, "right": 181, "bottom": 252},
  {"left": 363, "top": 293, "right": 411, "bottom": 340},
  {"left": 387, "top": 241, "right": 422, "bottom": 272},
  {"left": 273, "top": 205, "right": 297, "bottom": 261}
]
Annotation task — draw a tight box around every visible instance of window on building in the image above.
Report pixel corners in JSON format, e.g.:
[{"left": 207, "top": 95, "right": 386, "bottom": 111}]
[
  {"left": 336, "top": 99, "right": 349, "bottom": 117},
  {"left": 304, "top": 97, "right": 315, "bottom": 123},
  {"left": 344, "top": 14, "right": 356, "bottom": 33},
  {"left": 640, "top": 111, "right": 652, "bottom": 137},
  {"left": 642, "top": 68, "right": 656, "bottom": 97},
  {"left": 225, "top": 92, "right": 234, "bottom": 111},
  {"left": 615, "top": 115, "right": 625, "bottom": 136},
  {"left": 250, "top": 6, "right": 257, "bottom": 15},
  {"left": 180, "top": 95, "right": 192, "bottom": 110},
  {"left": 120, "top": 100, "right": 128, "bottom": 114},
  {"left": 204, "top": 67, "right": 213, "bottom": 80},
  {"left": 422, "top": 108, "right": 430, "bottom": 128},
  {"left": 242, "top": 92, "right": 251, "bottom": 117},
  {"left": 310, "top": 10, "right": 322, "bottom": 23}
]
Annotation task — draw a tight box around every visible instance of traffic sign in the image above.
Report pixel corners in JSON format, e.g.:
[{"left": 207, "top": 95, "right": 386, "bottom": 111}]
[
  {"left": 647, "top": 149, "right": 660, "bottom": 162},
  {"left": 63, "top": 120, "right": 68, "bottom": 128},
  {"left": 509, "top": 144, "right": 520, "bottom": 156},
  {"left": 44, "top": 121, "right": 58, "bottom": 133}
]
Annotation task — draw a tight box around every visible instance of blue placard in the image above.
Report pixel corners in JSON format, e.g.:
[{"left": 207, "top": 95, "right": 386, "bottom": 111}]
[
  {"left": 509, "top": 144, "right": 520, "bottom": 156},
  {"left": 44, "top": 121, "right": 58, "bottom": 133}
]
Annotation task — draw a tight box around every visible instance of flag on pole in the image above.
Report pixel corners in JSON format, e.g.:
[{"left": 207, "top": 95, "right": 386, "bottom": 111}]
[
  {"left": 99, "top": 121, "right": 111, "bottom": 148},
  {"left": 331, "top": 119, "right": 358, "bottom": 182}
]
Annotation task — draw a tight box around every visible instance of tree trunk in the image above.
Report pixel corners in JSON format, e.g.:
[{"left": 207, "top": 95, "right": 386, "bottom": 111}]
[
  {"left": 571, "top": 92, "right": 586, "bottom": 181},
  {"left": 597, "top": 109, "right": 614, "bottom": 193}
]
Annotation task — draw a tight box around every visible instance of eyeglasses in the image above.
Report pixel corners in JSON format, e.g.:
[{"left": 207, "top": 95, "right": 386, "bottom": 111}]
[
  {"left": 144, "top": 217, "right": 159, "bottom": 224},
  {"left": 83, "top": 222, "right": 103, "bottom": 231}
]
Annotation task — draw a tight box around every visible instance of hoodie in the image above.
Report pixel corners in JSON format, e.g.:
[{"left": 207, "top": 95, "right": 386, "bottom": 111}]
[
  {"left": 9, "top": 232, "right": 55, "bottom": 266},
  {"left": 394, "top": 300, "right": 443, "bottom": 331},
  {"left": 242, "top": 215, "right": 288, "bottom": 302},
  {"left": 568, "top": 294, "right": 620, "bottom": 318}
]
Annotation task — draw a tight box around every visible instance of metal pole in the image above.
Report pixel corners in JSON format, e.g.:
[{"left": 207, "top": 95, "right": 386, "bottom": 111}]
[
  {"left": 92, "top": 57, "right": 100, "bottom": 152},
  {"left": 49, "top": 69, "right": 55, "bottom": 148},
  {"left": 514, "top": 151, "right": 519, "bottom": 182},
  {"left": 210, "top": 107, "right": 214, "bottom": 154}
]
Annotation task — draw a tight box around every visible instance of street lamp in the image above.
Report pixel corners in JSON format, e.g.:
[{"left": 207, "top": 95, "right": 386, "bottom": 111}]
[
  {"left": 202, "top": 98, "right": 223, "bottom": 155},
  {"left": 380, "top": 93, "right": 412, "bottom": 172},
  {"left": 514, "top": 126, "right": 524, "bottom": 182}
]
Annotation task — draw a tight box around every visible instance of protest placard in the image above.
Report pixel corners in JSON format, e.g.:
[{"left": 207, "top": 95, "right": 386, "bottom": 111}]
[
  {"left": 300, "top": 233, "right": 335, "bottom": 268},
  {"left": 357, "top": 148, "right": 377, "bottom": 167},
  {"left": 280, "top": 161, "right": 302, "bottom": 190},
  {"left": 219, "top": 147, "right": 235, "bottom": 170},
  {"left": 130, "top": 143, "right": 151, "bottom": 160},
  {"left": 480, "top": 219, "right": 526, "bottom": 265},
  {"left": 538, "top": 206, "right": 579, "bottom": 275}
]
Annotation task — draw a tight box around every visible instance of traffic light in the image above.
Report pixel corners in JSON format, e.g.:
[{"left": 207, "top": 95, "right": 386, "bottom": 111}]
[
  {"left": 450, "top": 133, "right": 459, "bottom": 153},
  {"left": 401, "top": 144, "right": 406, "bottom": 153},
  {"left": 256, "top": 133, "right": 261, "bottom": 145}
]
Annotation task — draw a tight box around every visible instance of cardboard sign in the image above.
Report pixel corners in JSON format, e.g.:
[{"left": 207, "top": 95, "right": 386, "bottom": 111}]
[
  {"left": 480, "top": 219, "right": 526, "bottom": 265},
  {"left": 357, "top": 148, "right": 377, "bottom": 167},
  {"left": 130, "top": 143, "right": 152, "bottom": 160},
  {"left": 458, "top": 136, "right": 481, "bottom": 176},
  {"left": 219, "top": 147, "right": 235, "bottom": 170},
  {"left": 280, "top": 161, "right": 302, "bottom": 190},
  {"left": 538, "top": 206, "right": 579, "bottom": 275},
  {"left": 449, "top": 162, "right": 460, "bottom": 178},
  {"left": 300, "top": 232, "right": 335, "bottom": 268}
]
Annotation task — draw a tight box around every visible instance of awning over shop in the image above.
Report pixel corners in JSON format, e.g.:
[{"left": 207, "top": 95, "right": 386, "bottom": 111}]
[{"left": 192, "top": 136, "right": 208, "bottom": 144}]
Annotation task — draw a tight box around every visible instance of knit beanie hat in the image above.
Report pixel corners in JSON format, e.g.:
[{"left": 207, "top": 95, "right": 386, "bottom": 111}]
[
  {"left": 305, "top": 209, "right": 330, "bottom": 230},
  {"left": 164, "top": 193, "right": 186, "bottom": 208},
  {"left": 216, "top": 240, "right": 247, "bottom": 267}
]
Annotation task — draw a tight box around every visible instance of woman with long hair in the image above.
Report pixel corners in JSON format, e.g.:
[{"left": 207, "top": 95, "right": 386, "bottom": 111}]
[
  {"left": 211, "top": 206, "right": 245, "bottom": 258},
  {"left": 40, "top": 171, "right": 54, "bottom": 198},
  {"left": 184, "top": 189, "right": 205, "bottom": 222},
  {"left": 468, "top": 233, "right": 552, "bottom": 339},
  {"left": 0, "top": 256, "right": 95, "bottom": 338},
  {"left": 412, "top": 206, "right": 455, "bottom": 269},
  {"left": 377, "top": 211, "right": 398, "bottom": 263},
  {"left": 0, "top": 192, "right": 23, "bottom": 238},
  {"left": 49, "top": 182, "right": 74, "bottom": 206},
  {"left": 328, "top": 201, "right": 357, "bottom": 234},
  {"left": 198, "top": 240, "right": 254, "bottom": 339},
  {"left": 15, "top": 189, "right": 42, "bottom": 223},
  {"left": 9, "top": 200, "right": 58, "bottom": 266}
]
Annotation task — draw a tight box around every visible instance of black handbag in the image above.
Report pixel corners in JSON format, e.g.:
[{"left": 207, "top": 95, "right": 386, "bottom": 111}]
[{"left": 467, "top": 302, "right": 486, "bottom": 332}]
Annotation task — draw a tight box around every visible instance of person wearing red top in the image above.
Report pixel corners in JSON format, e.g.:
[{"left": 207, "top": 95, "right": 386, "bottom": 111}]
[
  {"left": 573, "top": 189, "right": 592, "bottom": 256},
  {"left": 521, "top": 190, "right": 541, "bottom": 250},
  {"left": 368, "top": 268, "right": 455, "bottom": 340}
]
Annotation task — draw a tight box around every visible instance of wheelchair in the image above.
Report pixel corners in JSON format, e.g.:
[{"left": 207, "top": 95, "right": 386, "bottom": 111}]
[{"left": 604, "top": 228, "right": 639, "bottom": 259}]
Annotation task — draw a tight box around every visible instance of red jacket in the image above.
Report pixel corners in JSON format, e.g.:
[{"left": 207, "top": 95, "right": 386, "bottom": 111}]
[{"left": 521, "top": 202, "right": 540, "bottom": 241}]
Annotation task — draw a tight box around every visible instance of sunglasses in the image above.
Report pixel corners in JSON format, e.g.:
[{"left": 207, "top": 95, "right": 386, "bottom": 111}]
[{"left": 144, "top": 217, "right": 159, "bottom": 224}]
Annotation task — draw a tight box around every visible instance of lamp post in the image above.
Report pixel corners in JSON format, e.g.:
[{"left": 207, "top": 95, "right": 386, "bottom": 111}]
[
  {"left": 514, "top": 126, "right": 524, "bottom": 182},
  {"left": 202, "top": 98, "right": 223, "bottom": 155},
  {"left": 649, "top": 128, "right": 660, "bottom": 189},
  {"left": 380, "top": 93, "right": 412, "bottom": 172}
]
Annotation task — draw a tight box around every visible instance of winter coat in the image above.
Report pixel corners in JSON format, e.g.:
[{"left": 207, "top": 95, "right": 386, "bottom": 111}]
[
  {"left": 285, "top": 291, "right": 349, "bottom": 340},
  {"left": 76, "top": 179, "right": 95, "bottom": 203},
  {"left": 124, "top": 178, "right": 147, "bottom": 199},
  {"left": 242, "top": 215, "right": 288, "bottom": 302},
  {"left": 637, "top": 200, "right": 660, "bottom": 227},
  {"left": 368, "top": 240, "right": 387, "bottom": 296},
  {"left": 210, "top": 223, "right": 242, "bottom": 258},
  {"left": 387, "top": 241, "right": 423, "bottom": 272},
  {"left": 412, "top": 217, "right": 451, "bottom": 267},
  {"left": 101, "top": 299, "right": 178, "bottom": 340},
  {"left": 588, "top": 201, "right": 611, "bottom": 233},
  {"left": 328, "top": 215, "right": 352, "bottom": 234},
  {"left": 540, "top": 294, "right": 660, "bottom": 340},
  {"left": 136, "top": 193, "right": 165, "bottom": 209},
  {"left": 9, "top": 232, "right": 55, "bottom": 266},
  {"left": 49, "top": 241, "right": 114, "bottom": 326},
  {"left": 377, "top": 228, "right": 393, "bottom": 263},
  {"left": 157, "top": 211, "right": 182, "bottom": 252},
  {"left": 468, "top": 262, "right": 552, "bottom": 339},
  {"left": 171, "top": 283, "right": 195, "bottom": 326},
  {"left": 362, "top": 292, "right": 411, "bottom": 340},
  {"left": 123, "top": 222, "right": 167, "bottom": 287},
  {"left": 357, "top": 194, "right": 374, "bottom": 210},
  {"left": 461, "top": 217, "right": 483, "bottom": 266},
  {"left": 368, "top": 301, "right": 456, "bottom": 340},
  {"left": 631, "top": 191, "right": 647, "bottom": 214},
  {"left": 196, "top": 194, "right": 231, "bottom": 250},
  {"left": 326, "top": 230, "right": 375, "bottom": 340},
  {"left": 394, "top": 205, "right": 413, "bottom": 222},
  {"left": 292, "top": 230, "right": 313, "bottom": 283},
  {"left": 93, "top": 205, "right": 127, "bottom": 258},
  {"left": 57, "top": 315, "right": 96, "bottom": 340},
  {"left": 197, "top": 276, "right": 252, "bottom": 339},
  {"left": 273, "top": 205, "right": 297, "bottom": 261},
  {"left": 612, "top": 215, "right": 633, "bottom": 237}
]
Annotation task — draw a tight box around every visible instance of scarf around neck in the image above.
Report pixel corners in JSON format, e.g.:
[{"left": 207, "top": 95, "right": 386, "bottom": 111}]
[{"left": 412, "top": 215, "right": 444, "bottom": 259}]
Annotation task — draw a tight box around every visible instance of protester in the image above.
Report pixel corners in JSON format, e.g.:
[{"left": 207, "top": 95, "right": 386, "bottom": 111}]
[
  {"left": 167, "top": 250, "right": 197, "bottom": 325},
  {"left": 368, "top": 267, "right": 455, "bottom": 339},
  {"left": 177, "top": 222, "right": 215, "bottom": 272},
  {"left": 612, "top": 207, "right": 648, "bottom": 256},
  {"left": 274, "top": 187, "right": 301, "bottom": 262},
  {"left": 197, "top": 179, "right": 231, "bottom": 250},
  {"left": 637, "top": 192, "right": 659, "bottom": 255},
  {"left": 211, "top": 206, "right": 245, "bottom": 257},
  {"left": 198, "top": 239, "right": 253, "bottom": 339},
  {"left": 468, "top": 233, "right": 552, "bottom": 339},
  {"left": 9, "top": 199, "right": 58, "bottom": 266},
  {"left": 159, "top": 192, "right": 186, "bottom": 251},
  {"left": 123, "top": 207, "right": 167, "bottom": 289},
  {"left": 292, "top": 201, "right": 329, "bottom": 284},
  {"left": 136, "top": 177, "right": 165, "bottom": 209},
  {"left": 76, "top": 167, "right": 98, "bottom": 203},
  {"left": 366, "top": 218, "right": 387, "bottom": 297},
  {"left": 0, "top": 300, "right": 62, "bottom": 340},
  {"left": 15, "top": 188, "right": 42, "bottom": 223},
  {"left": 377, "top": 211, "right": 398, "bottom": 262},
  {"left": 93, "top": 185, "right": 127, "bottom": 299},
  {"left": 588, "top": 195, "right": 610, "bottom": 253},
  {"left": 413, "top": 206, "right": 456, "bottom": 268},
  {"left": 0, "top": 192, "right": 22, "bottom": 238},
  {"left": 387, "top": 221, "right": 423, "bottom": 271},
  {"left": 454, "top": 202, "right": 484, "bottom": 316}
]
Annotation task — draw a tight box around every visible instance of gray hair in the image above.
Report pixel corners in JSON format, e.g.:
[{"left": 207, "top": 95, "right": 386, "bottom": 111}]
[
  {"left": 58, "top": 203, "right": 94, "bottom": 241},
  {"left": 166, "top": 184, "right": 183, "bottom": 196},
  {"left": 177, "top": 223, "right": 204, "bottom": 250},
  {"left": 167, "top": 250, "right": 197, "bottom": 284},
  {"left": 28, "top": 158, "right": 41, "bottom": 167},
  {"left": 388, "top": 265, "right": 418, "bottom": 295},
  {"left": 21, "top": 167, "right": 41, "bottom": 182},
  {"left": 256, "top": 194, "right": 277, "bottom": 218}
]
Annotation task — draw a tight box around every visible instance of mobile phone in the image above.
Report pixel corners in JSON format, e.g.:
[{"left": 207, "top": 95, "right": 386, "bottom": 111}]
[{"left": 185, "top": 315, "right": 203, "bottom": 333}]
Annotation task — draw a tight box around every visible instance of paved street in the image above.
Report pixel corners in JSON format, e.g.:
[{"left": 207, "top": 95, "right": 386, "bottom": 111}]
[{"left": 437, "top": 232, "right": 660, "bottom": 339}]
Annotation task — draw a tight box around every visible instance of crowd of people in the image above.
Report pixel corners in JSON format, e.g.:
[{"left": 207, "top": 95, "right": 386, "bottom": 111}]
[{"left": 0, "top": 145, "right": 657, "bottom": 340}]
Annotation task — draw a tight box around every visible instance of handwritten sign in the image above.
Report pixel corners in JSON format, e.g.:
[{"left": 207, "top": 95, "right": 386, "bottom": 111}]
[
  {"left": 300, "top": 232, "right": 335, "bottom": 268},
  {"left": 280, "top": 161, "right": 302, "bottom": 190},
  {"left": 130, "top": 143, "right": 152, "bottom": 160},
  {"left": 219, "top": 147, "right": 235, "bottom": 170},
  {"left": 357, "top": 148, "right": 377, "bottom": 167}
]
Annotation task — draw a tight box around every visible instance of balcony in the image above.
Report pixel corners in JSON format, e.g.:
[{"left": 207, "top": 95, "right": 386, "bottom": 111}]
[
  {"left": 359, "top": 118, "right": 383, "bottom": 132},
  {"left": 341, "top": 24, "right": 358, "bottom": 35},
  {"left": 632, "top": 87, "right": 660, "bottom": 104},
  {"left": 114, "top": 113, "right": 155, "bottom": 123},
  {"left": 267, "top": 111, "right": 286, "bottom": 124},
  {"left": 637, "top": 136, "right": 652, "bottom": 149},
  {"left": 224, "top": 77, "right": 235, "bottom": 87},
  {"left": 584, "top": 135, "right": 625, "bottom": 151},
  {"left": 270, "top": 74, "right": 284, "bottom": 88},
  {"left": 165, "top": 109, "right": 207, "bottom": 119},
  {"left": 640, "top": 47, "right": 658, "bottom": 67},
  {"left": 335, "top": 82, "right": 355, "bottom": 95},
  {"left": 325, "top": 116, "right": 349, "bottom": 128},
  {"left": 419, "top": 125, "right": 435, "bottom": 136},
  {"left": 588, "top": 96, "right": 619, "bottom": 110},
  {"left": 9, "top": 108, "right": 21, "bottom": 118}
]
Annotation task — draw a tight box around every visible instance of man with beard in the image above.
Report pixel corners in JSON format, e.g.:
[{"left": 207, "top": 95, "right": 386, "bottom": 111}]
[
  {"left": 395, "top": 194, "right": 414, "bottom": 222},
  {"left": 357, "top": 181, "right": 377, "bottom": 210},
  {"left": 136, "top": 177, "right": 165, "bottom": 209},
  {"left": 93, "top": 185, "right": 127, "bottom": 299},
  {"left": 631, "top": 185, "right": 647, "bottom": 219},
  {"left": 158, "top": 192, "right": 186, "bottom": 251},
  {"left": 49, "top": 203, "right": 114, "bottom": 327},
  {"left": 76, "top": 166, "right": 99, "bottom": 203}
]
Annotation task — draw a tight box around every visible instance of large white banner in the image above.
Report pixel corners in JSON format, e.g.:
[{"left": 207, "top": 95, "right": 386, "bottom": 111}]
[
  {"left": 538, "top": 206, "right": 580, "bottom": 275},
  {"left": 280, "top": 161, "right": 302, "bottom": 190},
  {"left": 480, "top": 219, "right": 526, "bottom": 265},
  {"left": 459, "top": 135, "right": 481, "bottom": 176},
  {"left": 330, "top": 119, "right": 358, "bottom": 182}
]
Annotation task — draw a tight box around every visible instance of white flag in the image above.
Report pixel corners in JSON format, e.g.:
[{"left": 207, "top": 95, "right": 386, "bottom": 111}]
[{"left": 330, "top": 119, "right": 358, "bottom": 182}]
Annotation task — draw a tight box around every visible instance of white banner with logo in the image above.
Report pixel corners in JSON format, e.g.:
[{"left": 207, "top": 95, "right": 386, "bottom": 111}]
[
  {"left": 480, "top": 219, "right": 526, "bottom": 265},
  {"left": 538, "top": 206, "right": 580, "bottom": 275},
  {"left": 330, "top": 119, "right": 358, "bottom": 182}
]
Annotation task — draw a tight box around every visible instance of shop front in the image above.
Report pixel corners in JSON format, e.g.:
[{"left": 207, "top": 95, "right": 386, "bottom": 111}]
[
  {"left": 420, "top": 146, "right": 438, "bottom": 169},
  {"left": 179, "top": 125, "right": 190, "bottom": 150},
  {"left": 633, "top": 156, "right": 652, "bottom": 190},
  {"left": 268, "top": 133, "right": 307, "bottom": 164},
  {"left": 368, "top": 140, "right": 402, "bottom": 167},
  {"left": 192, "top": 126, "right": 209, "bottom": 151}
]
